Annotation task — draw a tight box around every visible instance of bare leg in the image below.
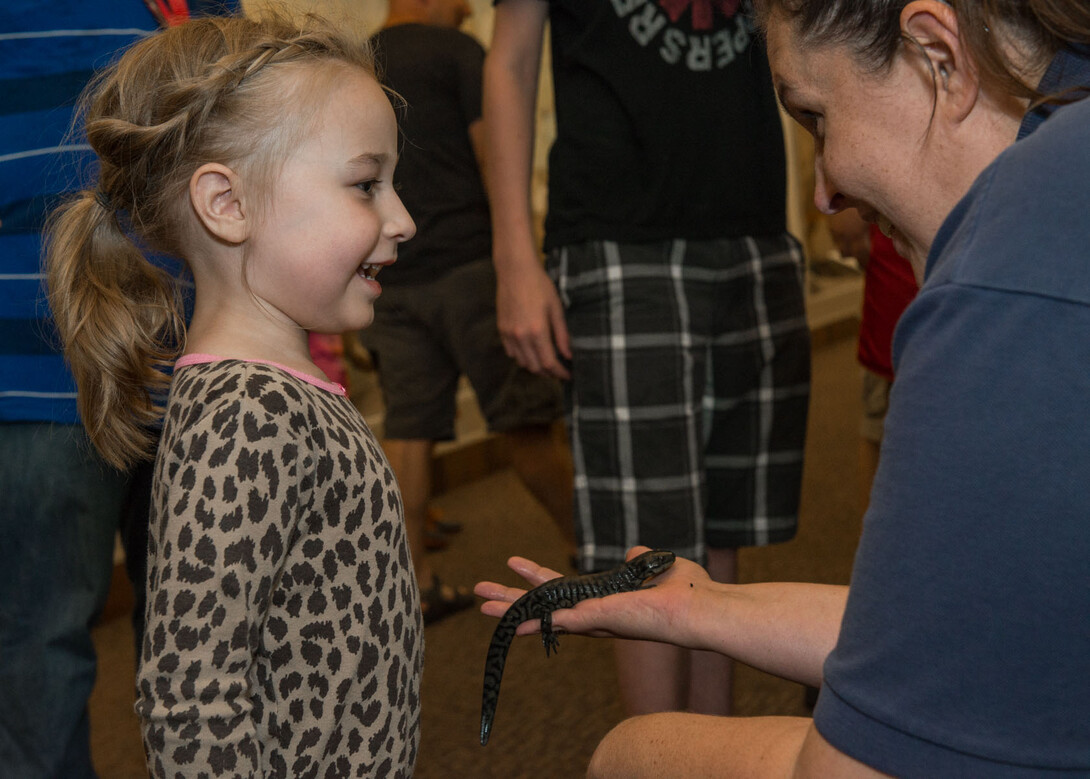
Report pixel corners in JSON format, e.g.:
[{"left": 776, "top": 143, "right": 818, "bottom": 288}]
[
  {"left": 382, "top": 438, "right": 474, "bottom": 624},
  {"left": 614, "top": 547, "right": 736, "bottom": 716},
  {"left": 381, "top": 438, "right": 434, "bottom": 586},
  {"left": 503, "top": 423, "right": 576, "bottom": 551},
  {"left": 688, "top": 547, "right": 736, "bottom": 715},
  {"left": 614, "top": 638, "right": 688, "bottom": 715}
]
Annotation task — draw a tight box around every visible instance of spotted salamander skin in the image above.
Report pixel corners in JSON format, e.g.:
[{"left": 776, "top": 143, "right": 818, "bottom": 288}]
[{"left": 479, "top": 549, "right": 676, "bottom": 746}]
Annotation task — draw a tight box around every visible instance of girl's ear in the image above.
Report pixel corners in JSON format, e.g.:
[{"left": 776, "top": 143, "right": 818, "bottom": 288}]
[
  {"left": 901, "top": 0, "right": 980, "bottom": 123},
  {"left": 190, "top": 163, "right": 249, "bottom": 244}
]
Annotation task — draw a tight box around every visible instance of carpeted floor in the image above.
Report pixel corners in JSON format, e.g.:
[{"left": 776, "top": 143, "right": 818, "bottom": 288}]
[{"left": 89, "top": 328, "right": 864, "bottom": 778}]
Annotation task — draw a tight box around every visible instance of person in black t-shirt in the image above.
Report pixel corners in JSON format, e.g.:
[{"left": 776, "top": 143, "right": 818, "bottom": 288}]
[
  {"left": 361, "top": 0, "right": 576, "bottom": 625},
  {"left": 483, "top": 0, "right": 811, "bottom": 717}
]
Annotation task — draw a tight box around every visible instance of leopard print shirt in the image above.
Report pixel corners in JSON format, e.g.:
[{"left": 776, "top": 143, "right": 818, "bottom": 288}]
[{"left": 136, "top": 358, "right": 423, "bottom": 778}]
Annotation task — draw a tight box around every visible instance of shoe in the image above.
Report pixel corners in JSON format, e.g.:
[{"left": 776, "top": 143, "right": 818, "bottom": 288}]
[
  {"left": 420, "top": 574, "right": 474, "bottom": 626},
  {"left": 423, "top": 528, "right": 449, "bottom": 552}
]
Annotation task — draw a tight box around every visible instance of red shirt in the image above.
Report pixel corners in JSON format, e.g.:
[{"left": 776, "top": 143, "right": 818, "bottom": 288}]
[{"left": 857, "top": 225, "right": 918, "bottom": 380}]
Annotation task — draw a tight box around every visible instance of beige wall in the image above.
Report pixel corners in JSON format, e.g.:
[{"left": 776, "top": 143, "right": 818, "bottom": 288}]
[
  {"left": 241, "top": 1, "right": 494, "bottom": 48},
  {"left": 241, "top": 0, "right": 382, "bottom": 41}
]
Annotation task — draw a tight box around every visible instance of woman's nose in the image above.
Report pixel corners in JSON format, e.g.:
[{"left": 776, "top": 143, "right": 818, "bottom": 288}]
[{"left": 813, "top": 158, "right": 847, "bottom": 215}]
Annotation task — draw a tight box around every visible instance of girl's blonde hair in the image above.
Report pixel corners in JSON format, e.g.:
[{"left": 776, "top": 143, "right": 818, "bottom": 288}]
[{"left": 46, "top": 13, "right": 377, "bottom": 470}]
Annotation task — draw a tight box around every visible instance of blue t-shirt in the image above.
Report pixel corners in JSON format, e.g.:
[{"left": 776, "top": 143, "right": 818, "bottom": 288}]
[
  {"left": 0, "top": 1, "right": 237, "bottom": 424},
  {"left": 814, "top": 57, "right": 1090, "bottom": 776}
]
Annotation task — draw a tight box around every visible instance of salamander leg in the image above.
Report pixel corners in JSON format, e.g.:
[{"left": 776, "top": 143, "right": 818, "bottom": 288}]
[{"left": 540, "top": 612, "right": 560, "bottom": 657}]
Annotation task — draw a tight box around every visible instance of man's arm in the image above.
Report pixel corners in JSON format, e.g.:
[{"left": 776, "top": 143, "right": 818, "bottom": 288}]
[{"left": 483, "top": 0, "right": 571, "bottom": 378}]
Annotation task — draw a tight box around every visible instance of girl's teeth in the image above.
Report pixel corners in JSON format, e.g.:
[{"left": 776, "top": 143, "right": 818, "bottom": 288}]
[{"left": 877, "top": 216, "right": 894, "bottom": 238}]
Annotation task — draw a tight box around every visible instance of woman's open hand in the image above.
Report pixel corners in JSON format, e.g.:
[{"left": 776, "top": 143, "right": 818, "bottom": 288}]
[{"left": 473, "top": 546, "right": 711, "bottom": 646}]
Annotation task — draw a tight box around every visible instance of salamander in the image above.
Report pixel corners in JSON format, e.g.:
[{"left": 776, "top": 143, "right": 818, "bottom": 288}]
[{"left": 479, "top": 549, "right": 676, "bottom": 745}]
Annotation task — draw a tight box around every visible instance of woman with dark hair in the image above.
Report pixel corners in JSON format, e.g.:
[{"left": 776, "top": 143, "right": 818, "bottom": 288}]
[{"left": 477, "top": 1, "right": 1090, "bottom": 775}]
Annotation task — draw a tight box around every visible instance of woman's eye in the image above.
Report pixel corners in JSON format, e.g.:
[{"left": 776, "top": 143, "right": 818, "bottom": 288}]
[
  {"left": 356, "top": 180, "right": 377, "bottom": 196},
  {"left": 798, "top": 110, "right": 823, "bottom": 136}
]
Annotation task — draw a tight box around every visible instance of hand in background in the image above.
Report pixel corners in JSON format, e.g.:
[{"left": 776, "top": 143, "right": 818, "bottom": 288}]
[{"left": 495, "top": 259, "right": 572, "bottom": 380}]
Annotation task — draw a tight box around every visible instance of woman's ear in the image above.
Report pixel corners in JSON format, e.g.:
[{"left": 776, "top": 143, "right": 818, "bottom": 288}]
[
  {"left": 901, "top": 0, "right": 980, "bottom": 123},
  {"left": 190, "top": 163, "right": 249, "bottom": 244}
]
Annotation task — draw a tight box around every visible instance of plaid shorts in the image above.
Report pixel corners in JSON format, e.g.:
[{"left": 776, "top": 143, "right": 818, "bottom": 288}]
[{"left": 549, "top": 236, "right": 811, "bottom": 571}]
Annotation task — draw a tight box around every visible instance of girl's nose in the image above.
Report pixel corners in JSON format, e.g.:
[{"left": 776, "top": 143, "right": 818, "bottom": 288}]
[{"left": 385, "top": 193, "right": 416, "bottom": 243}]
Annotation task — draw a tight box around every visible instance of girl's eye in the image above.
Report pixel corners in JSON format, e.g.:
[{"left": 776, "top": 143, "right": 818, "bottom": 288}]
[{"left": 356, "top": 180, "right": 378, "bottom": 196}]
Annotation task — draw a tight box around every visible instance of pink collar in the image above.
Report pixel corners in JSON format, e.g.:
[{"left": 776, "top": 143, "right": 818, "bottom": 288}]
[{"left": 176, "top": 353, "right": 348, "bottom": 396}]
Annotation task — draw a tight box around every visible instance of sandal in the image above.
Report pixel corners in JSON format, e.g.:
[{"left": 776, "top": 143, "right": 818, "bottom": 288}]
[
  {"left": 423, "top": 527, "right": 450, "bottom": 552},
  {"left": 420, "top": 574, "right": 475, "bottom": 626}
]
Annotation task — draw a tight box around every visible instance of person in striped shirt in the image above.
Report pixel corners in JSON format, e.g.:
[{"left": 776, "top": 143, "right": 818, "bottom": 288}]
[{"left": 0, "top": 3, "right": 235, "bottom": 776}]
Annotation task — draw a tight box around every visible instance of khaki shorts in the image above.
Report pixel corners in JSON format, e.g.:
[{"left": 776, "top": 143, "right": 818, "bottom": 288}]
[{"left": 861, "top": 368, "right": 893, "bottom": 443}]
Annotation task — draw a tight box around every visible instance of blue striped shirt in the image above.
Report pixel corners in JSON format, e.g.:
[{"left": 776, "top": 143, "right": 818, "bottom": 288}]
[{"left": 0, "top": 1, "right": 237, "bottom": 423}]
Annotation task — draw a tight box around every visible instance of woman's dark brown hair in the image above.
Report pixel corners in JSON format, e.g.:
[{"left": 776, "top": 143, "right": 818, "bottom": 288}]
[{"left": 753, "top": 0, "right": 1090, "bottom": 103}]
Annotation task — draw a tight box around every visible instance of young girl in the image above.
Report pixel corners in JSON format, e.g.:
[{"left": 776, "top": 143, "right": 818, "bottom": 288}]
[{"left": 46, "top": 14, "right": 422, "bottom": 777}]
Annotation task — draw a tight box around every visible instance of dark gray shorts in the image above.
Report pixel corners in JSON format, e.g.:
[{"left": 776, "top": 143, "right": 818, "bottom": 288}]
[
  {"left": 360, "top": 258, "right": 563, "bottom": 441},
  {"left": 549, "top": 236, "right": 811, "bottom": 571}
]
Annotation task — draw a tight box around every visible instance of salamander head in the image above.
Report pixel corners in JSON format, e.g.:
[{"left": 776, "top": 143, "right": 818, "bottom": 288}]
[{"left": 627, "top": 549, "right": 676, "bottom": 582}]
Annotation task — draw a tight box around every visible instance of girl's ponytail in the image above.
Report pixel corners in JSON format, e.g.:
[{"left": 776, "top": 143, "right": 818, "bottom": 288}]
[{"left": 45, "top": 189, "right": 183, "bottom": 470}]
